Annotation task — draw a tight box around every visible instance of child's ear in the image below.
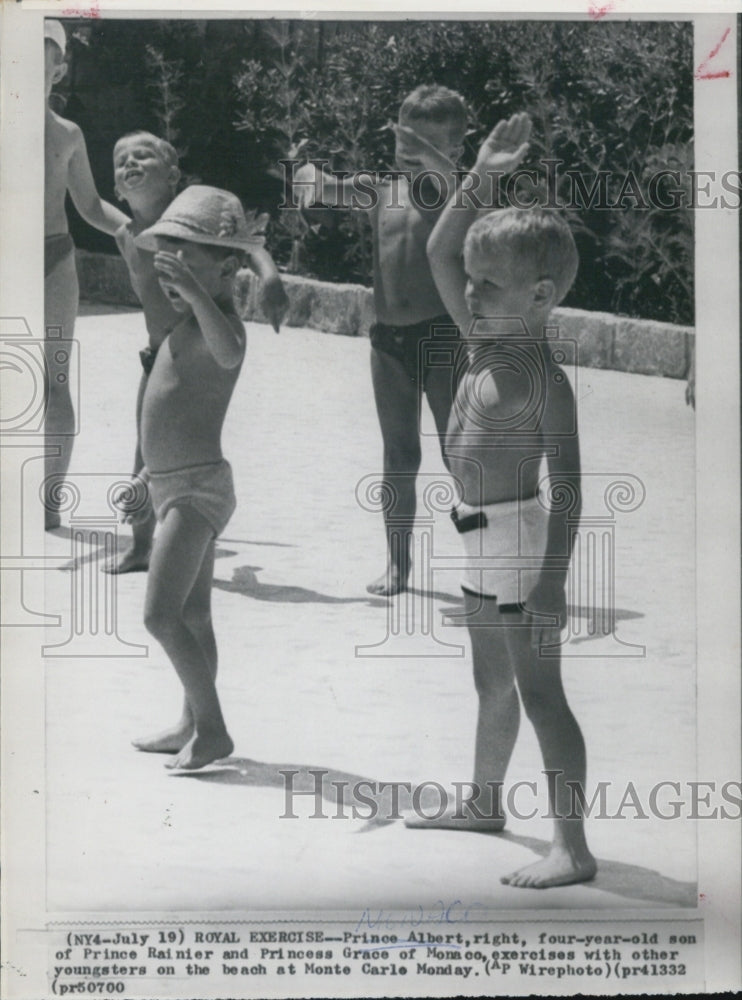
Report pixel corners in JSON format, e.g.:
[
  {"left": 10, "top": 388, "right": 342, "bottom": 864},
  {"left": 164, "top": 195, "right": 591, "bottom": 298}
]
[
  {"left": 53, "top": 61, "right": 68, "bottom": 86},
  {"left": 169, "top": 166, "right": 181, "bottom": 189},
  {"left": 533, "top": 278, "right": 557, "bottom": 310},
  {"left": 220, "top": 253, "right": 240, "bottom": 279}
]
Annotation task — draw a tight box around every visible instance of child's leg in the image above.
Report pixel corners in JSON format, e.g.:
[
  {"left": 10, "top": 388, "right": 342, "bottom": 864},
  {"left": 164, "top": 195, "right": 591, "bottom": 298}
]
[
  {"left": 423, "top": 360, "right": 457, "bottom": 471},
  {"left": 406, "top": 591, "right": 518, "bottom": 829},
  {"left": 133, "top": 534, "right": 217, "bottom": 754},
  {"left": 135, "top": 504, "right": 232, "bottom": 770},
  {"left": 367, "top": 347, "right": 421, "bottom": 596},
  {"left": 104, "top": 371, "right": 156, "bottom": 573},
  {"left": 43, "top": 253, "right": 79, "bottom": 529},
  {"left": 501, "top": 624, "right": 596, "bottom": 888}
]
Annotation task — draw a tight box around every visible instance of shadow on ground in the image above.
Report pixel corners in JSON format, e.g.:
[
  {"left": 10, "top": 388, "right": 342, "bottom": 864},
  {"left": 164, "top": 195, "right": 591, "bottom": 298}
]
[
  {"left": 213, "top": 565, "right": 388, "bottom": 607},
  {"left": 171, "top": 759, "right": 694, "bottom": 908},
  {"left": 494, "top": 830, "right": 695, "bottom": 907},
  {"left": 441, "top": 601, "right": 644, "bottom": 647},
  {"left": 51, "top": 525, "right": 238, "bottom": 571}
]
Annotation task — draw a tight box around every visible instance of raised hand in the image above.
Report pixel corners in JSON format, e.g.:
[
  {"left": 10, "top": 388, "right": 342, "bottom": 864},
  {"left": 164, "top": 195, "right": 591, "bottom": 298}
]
[
  {"left": 473, "top": 112, "right": 532, "bottom": 176},
  {"left": 154, "top": 250, "right": 204, "bottom": 306},
  {"left": 292, "top": 162, "right": 325, "bottom": 209}
]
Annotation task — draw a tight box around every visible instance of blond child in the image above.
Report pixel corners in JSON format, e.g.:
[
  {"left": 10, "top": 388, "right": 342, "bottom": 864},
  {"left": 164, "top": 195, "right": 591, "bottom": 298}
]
[
  {"left": 107, "top": 130, "right": 288, "bottom": 572},
  {"left": 408, "top": 114, "right": 597, "bottom": 889}
]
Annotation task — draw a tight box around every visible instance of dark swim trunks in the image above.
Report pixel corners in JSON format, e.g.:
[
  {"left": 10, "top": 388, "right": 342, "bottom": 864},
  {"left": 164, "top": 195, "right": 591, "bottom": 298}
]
[
  {"left": 370, "top": 314, "right": 459, "bottom": 388},
  {"left": 44, "top": 233, "right": 74, "bottom": 277},
  {"left": 139, "top": 346, "right": 159, "bottom": 376}
]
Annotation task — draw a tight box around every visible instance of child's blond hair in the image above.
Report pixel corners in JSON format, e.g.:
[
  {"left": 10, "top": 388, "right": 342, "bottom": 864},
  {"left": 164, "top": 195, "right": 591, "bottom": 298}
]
[
  {"left": 465, "top": 208, "right": 579, "bottom": 303},
  {"left": 115, "top": 130, "right": 179, "bottom": 171}
]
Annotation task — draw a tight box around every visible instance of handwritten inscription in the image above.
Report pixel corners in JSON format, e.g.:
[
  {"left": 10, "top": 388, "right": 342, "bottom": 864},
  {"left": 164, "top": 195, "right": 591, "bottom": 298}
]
[{"left": 695, "top": 27, "right": 732, "bottom": 81}]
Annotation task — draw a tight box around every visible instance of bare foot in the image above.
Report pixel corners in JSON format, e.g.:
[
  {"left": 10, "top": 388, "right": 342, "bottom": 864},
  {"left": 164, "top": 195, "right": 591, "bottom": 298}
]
[
  {"left": 132, "top": 724, "right": 193, "bottom": 755},
  {"left": 367, "top": 565, "right": 408, "bottom": 596},
  {"left": 165, "top": 731, "right": 234, "bottom": 771},
  {"left": 45, "top": 512, "right": 62, "bottom": 531},
  {"left": 103, "top": 547, "right": 151, "bottom": 575},
  {"left": 405, "top": 803, "right": 505, "bottom": 832},
  {"left": 501, "top": 846, "right": 597, "bottom": 889}
]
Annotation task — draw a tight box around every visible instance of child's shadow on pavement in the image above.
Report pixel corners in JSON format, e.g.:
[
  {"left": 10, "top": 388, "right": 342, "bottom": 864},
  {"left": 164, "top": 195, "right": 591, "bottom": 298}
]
[
  {"left": 170, "top": 758, "right": 395, "bottom": 830},
  {"left": 493, "top": 831, "right": 696, "bottom": 907},
  {"left": 171, "top": 761, "right": 694, "bottom": 907},
  {"left": 51, "top": 526, "right": 237, "bottom": 571},
  {"left": 213, "top": 565, "right": 387, "bottom": 607}
]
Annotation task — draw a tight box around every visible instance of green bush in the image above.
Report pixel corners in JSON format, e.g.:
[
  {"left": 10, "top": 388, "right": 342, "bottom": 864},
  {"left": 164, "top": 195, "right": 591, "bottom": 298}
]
[{"left": 58, "top": 18, "right": 693, "bottom": 324}]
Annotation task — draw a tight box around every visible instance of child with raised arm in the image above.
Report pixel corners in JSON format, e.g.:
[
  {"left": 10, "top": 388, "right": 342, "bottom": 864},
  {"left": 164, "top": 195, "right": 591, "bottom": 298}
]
[
  {"left": 408, "top": 113, "right": 597, "bottom": 889},
  {"left": 44, "top": 20, "right": 129, "bottom": 529},
  {"left": 294, "top": 85, "right": 469, "bottom": 596},
  {"left": 106, "top": 130, "right": 288, "bottom": 573},
  {"left": 127, "top": 185, "right": 264, "bottom": 770}
]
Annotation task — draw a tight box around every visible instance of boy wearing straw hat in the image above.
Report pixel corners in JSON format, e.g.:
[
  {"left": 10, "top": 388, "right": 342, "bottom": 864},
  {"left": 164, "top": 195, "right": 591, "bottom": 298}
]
[
  {"left": 44, "top": 19, "right": 129, "bottom": 528},
  {"left": 125, "top": 185, "right": 263, "bottom": 770},
  {"left": 105, "top": 129, "right": 288, "bottom": 574}
]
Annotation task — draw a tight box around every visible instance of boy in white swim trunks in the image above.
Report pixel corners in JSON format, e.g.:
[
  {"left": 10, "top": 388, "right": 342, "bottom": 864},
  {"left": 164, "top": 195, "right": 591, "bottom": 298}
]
[
  {"left": 409, "top": 113, "right": 597, "bottom": 889},
  {"left": 44, "top": 19, "right": 129, "bottom": 529},
  {"left": 107, "top": 130, "right": 288, "bottom": 573},
  {"left": 125, "top": 185, "right": 261, "bottom": 770}
]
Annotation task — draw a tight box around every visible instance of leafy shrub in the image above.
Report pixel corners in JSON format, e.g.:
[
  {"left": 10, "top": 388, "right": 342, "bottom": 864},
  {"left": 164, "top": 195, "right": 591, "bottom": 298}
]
[{"left": 58, "top": 18, "right": 694, "bottom": 323}]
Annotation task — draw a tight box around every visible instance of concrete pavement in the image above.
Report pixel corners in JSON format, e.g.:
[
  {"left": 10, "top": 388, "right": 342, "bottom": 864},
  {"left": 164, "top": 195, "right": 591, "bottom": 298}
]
[{"left": 42, "top": 305, "right": 696, "bottom": 914}]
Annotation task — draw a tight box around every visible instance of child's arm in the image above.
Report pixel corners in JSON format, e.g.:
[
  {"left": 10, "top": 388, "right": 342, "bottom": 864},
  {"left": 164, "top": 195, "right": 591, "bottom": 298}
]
[
  {"left": 244, "top": 245, "right": 289, "bottom": 333},
  {"left": 426, "top": 113, "right": 532, "bottom": 335},
  {"left": 390, "top": 123, "right": 459, "bottom": 194},
  {"left": 292, "top": 161, "right": 378, "bottom": 213},
  {"left": 67, "top": 124, "right": 129, "bottom": 234},
  {"left": 153, "top": 251, "right": 245, "bottom": 369},
  {"left": 525, "top": 375, "right": 581, "bottom": 648}
]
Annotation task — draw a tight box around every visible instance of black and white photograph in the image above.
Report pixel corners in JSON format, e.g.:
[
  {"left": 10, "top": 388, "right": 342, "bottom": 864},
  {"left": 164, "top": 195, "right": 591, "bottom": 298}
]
[{"left": 1, "top": 2, "right": 740, "bottom": 997}]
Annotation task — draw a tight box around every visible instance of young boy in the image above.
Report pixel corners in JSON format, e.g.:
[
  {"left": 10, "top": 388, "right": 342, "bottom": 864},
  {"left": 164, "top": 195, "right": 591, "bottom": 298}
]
[
  {"left": 44, "top": 19, "right": 130, "bottom": 529},
  {"left": 107, "top": 130, "right": 288, "bottom": 572},
  {"left": 407, "top": 113, "right": 597, "bottom": 889},
  {"left": 294, "top": 85, "right": 468, "bottom": 596},
  {"left": 126, "top": 185, "right": 263, "bottom": 770}
]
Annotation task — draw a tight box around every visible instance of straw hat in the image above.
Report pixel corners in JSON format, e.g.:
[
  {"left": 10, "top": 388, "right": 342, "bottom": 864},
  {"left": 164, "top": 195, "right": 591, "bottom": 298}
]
[
  {"left": 135, "top": 185, "right": 267, "bottom": 253},
  {"left": 44, "top": 20, "right": 67, "bottom": 57}
]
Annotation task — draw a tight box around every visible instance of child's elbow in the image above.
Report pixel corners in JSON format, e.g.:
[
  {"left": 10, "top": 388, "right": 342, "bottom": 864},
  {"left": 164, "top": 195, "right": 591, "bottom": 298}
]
[{"left": 218, "top": 347, "right": 243, "bottom": 371}]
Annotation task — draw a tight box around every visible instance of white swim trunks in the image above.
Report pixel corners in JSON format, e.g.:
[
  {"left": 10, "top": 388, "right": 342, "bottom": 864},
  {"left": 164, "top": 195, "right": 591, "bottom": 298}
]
[
  {"left": 145, "top": 460, "right": 236, "bottom": 538},
  {"left": 451, "top": 494, "right": 549, "bottom": 605}
]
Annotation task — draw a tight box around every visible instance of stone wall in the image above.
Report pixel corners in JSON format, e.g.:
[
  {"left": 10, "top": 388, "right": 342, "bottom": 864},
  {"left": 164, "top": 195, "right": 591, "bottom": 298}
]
[{"left": 76, "top": 250, "right": 694, "bottom": 379}]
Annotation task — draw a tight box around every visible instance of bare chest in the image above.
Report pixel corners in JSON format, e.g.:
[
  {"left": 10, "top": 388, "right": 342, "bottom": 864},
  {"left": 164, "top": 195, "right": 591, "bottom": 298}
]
[{"left": 375, "top": 186, "right": 434, "bottom": 261}]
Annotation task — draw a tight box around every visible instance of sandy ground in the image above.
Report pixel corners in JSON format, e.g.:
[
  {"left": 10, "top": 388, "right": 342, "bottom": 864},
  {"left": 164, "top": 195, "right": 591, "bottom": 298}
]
[{"left": 41, "top": 305, "right": 696, "bottom": 914}]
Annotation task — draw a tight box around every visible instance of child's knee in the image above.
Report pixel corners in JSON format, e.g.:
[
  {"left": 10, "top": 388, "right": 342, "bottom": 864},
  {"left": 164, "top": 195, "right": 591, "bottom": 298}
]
[
  {"left": 474, "top": 665, "right": 515, "bottom": 700},
  {"left": 519, "top": 685, "right": 563, "bottom": 726},
  {"left": 183, "top": 606, "right": 212, "bottom": 635},
  {"left": 144, "top": 600, "right": 181, "bottom": 639},
  {"left": 385, "top": 441, "right": 422, "bottom": 473}
]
